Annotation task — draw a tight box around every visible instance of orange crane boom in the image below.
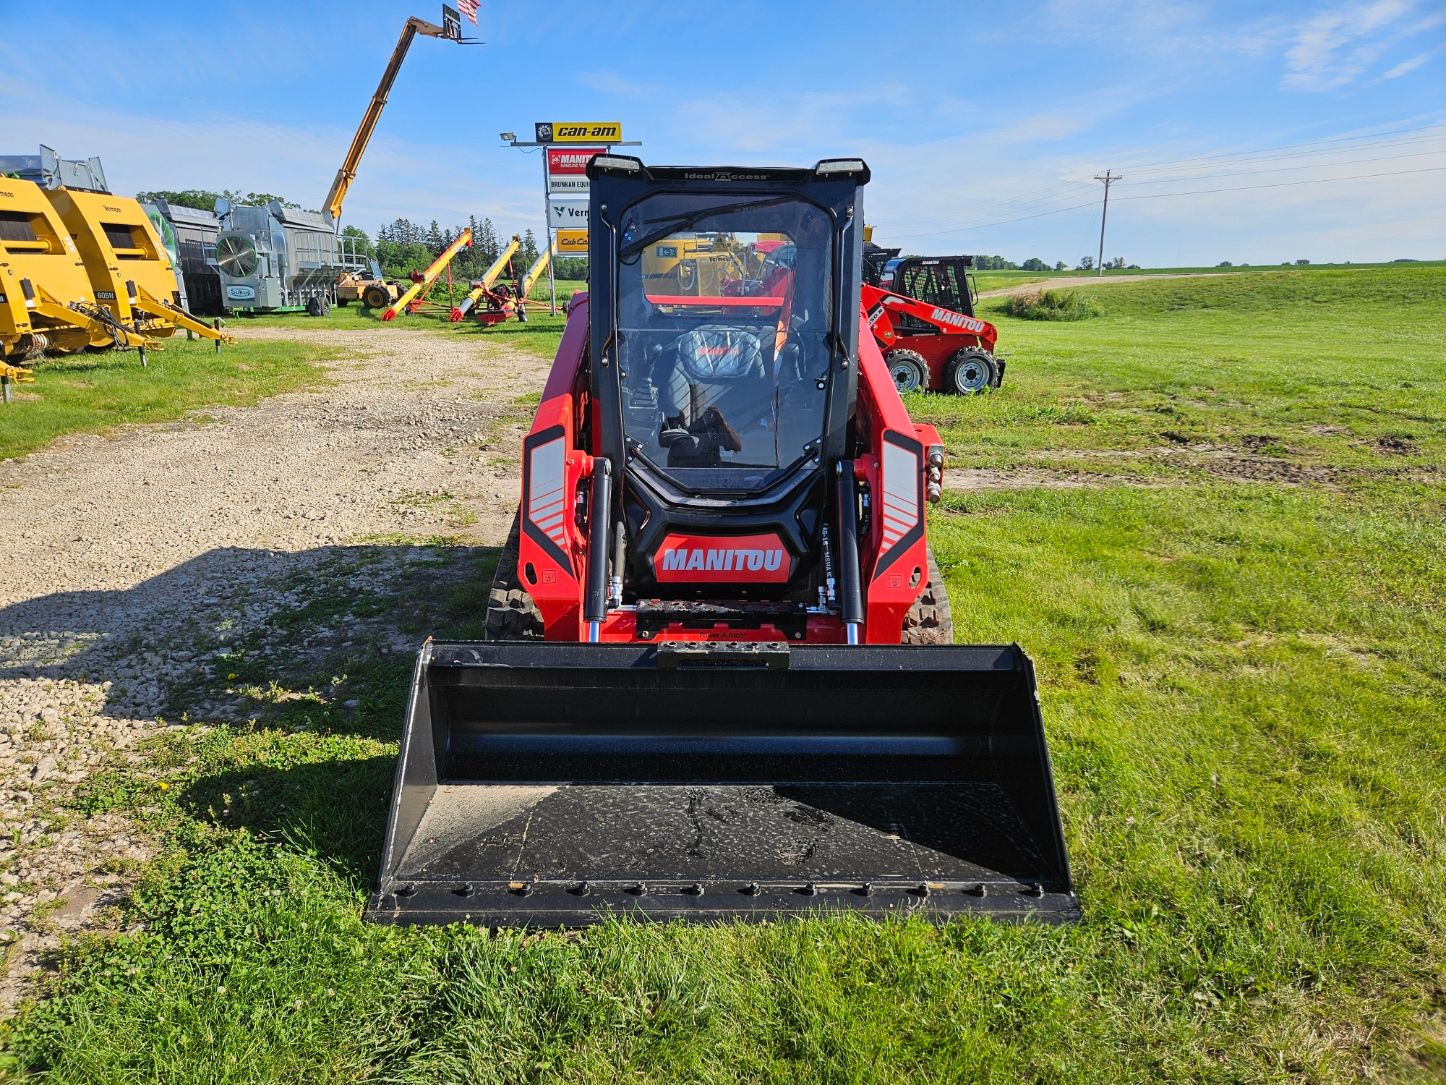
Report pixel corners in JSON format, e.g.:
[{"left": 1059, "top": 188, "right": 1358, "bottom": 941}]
[
  {"left": 323, "top": 15, "right": 459, "bottom": 224},
  {"left": 381, "top": 229, "right": 473, "bottom": 321}
]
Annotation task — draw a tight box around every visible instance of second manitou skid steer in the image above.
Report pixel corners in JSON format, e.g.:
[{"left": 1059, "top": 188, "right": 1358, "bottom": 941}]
[{"left": 369, "top": 156, "right": 1075, "bottom": 926}]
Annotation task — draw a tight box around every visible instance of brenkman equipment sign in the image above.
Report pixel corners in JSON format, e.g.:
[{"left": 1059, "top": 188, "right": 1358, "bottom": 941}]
[
  {"left": 546, "top": 146, "right": 603, "bottom": 195},
  {"left": 535, "top": 121, "right": 622, "bottom": 144}
]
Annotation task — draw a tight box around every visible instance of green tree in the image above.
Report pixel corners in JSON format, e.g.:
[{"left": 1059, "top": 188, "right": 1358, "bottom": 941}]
[
  {"left": 520, "top": 228, "right": 540, "bottom": 268},
  {"left": 475, "top": 218, "right": 500, "bottom": 268},
  {"left": 135, "top": 189, "right": 224, "bottom": 212},
  {"left": 341, "top": 224, "right": 375, "bottom": 259}
]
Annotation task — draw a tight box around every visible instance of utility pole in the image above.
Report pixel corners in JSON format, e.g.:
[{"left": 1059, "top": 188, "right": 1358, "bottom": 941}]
[{"left": 1093, "top": 169, "right": 1120, "bottom": 277}]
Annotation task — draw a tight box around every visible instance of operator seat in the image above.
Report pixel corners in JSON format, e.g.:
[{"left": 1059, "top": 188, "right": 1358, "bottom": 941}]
[{"left": 658, "top": 325, "right": 766, "bottom": 466}]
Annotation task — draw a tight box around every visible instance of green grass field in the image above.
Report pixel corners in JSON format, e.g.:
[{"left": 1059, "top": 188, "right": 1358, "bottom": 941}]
[
  {"left": 0, "top": 337, "right": 333, "bottom": 462},
  {"left": 972, "top": 259, "right": 1446, "bottom": 294},
  {"left": 2, "top": 267, "right": 1443, "bottom": 1082}
]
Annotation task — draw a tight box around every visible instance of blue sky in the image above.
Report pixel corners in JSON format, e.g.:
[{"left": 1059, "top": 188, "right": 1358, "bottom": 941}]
[{"left": 3, "top": 0, "right": 1443, "bottom": 265}]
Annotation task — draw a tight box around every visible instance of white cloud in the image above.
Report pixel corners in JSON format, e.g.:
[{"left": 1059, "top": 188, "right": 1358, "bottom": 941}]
[
  {"left": 1380, "top": 50, "right": 1433, "bottom": 79},
  {"left": 1280, "top": 0, "right": 1437, "bottom": 90},
  {"left": 0, "top": 77, "right": 544, "bottom": 241}
]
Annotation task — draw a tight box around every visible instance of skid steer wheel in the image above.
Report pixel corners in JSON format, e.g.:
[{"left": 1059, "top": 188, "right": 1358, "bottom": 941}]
[
  {"left": 901, "top": 549, "right": 954, "bottom": 645},
  {"left": 945, "top": 348, "right": 998, "bottom": 395},
  {"left": 886, "top": 348, "right": 928, "bottom": 394},
  {"left": 486, "top": 513, "right": 545, "bottom": 640},
  {"left": 362, "top": 285, "right": 391, "bottom": 310}
]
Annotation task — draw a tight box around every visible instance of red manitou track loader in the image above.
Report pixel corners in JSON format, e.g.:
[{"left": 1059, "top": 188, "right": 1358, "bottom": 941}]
[
  {"left": 864, "top": 254, "right": 1004, "bottom": 396},
  {"left": 368, "top": 156, "right": 1075, "bottom": 927}
]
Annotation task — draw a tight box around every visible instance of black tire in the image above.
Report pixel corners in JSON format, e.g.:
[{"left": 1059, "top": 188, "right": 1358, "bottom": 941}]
[
  {"left": 336, "top": 297, "right": 351, "bottom": 307},
  {"left": 486, "top": 512, "right": 544, "bottom": 641},
  {"left": 885, "top": 348, "right": 928, "bottom": 395},
  {"left": 901, "top": 549, "right": 954, "bottom": 645},
  {"left": 321, "top": 296, "right": 332, "bottom": 316},
  {"left": 306, "top": 296, "right": 323, "bottom": 318},
  {"left": 945, "top": 349, "right": 998, "bottom": 395},
  {"left": 516, "top": 303, "right": 528, "bottom": 323},
  {"left": 362, "top": 284, "right": 391, "bottom": 310}
]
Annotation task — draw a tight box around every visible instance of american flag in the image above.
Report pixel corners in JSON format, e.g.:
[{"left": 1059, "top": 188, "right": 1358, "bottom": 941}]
[{"left": 457, "top": 0, "right": 479, "bottom": 23}]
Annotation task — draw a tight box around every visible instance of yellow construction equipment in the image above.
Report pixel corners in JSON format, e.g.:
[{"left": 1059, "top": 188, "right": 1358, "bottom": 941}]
[
  {"left": 320, "top": 15, "right": 468, "bottom": 309},
  {"left": 380, "top": 228, "right": 473, "bottom": 321},
  {"left": 323, "top": 15, "right": 466, "bottom": 226},
  {"left": 514, "top": 237, "right": 556, "bottom": 322},
  {"left": 1, "top": 176, "right": 154, "bottom": 379},
  {"left": 1, "top": 361, "right": 35, "bottom": 404},
  {"left": 641, "top": 232, "right": 775, "bottom": 296},
  {"left": 44, "top": 186, "right": 232, "bottom": 354},
  {"left": 449, "top": 235, "right": 520, "bottom": 322}
]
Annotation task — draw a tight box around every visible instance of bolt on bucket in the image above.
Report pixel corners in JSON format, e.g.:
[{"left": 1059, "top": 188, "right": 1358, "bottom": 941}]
[{"left": 366, "top": 641, "right": 1077, "bottom": 925}]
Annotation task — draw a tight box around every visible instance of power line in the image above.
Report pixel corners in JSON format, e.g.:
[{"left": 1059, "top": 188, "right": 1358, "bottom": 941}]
[
  {"left": 1094, "top": 169, "right": 1121, "bottom": 276},
  {"left": 877, "top": 130, "right": 1446, "bottom": 235},
  {"left": 1110, "top": 120, "right": 1446, "bottom": 172},
  {"left": 1115, "top": 165, "right": 1446, "bottom": 202},
  {"left": 873, "top": 178, "right": 1097, "bottom": 231},
  {"left": 887, "top": 163, "right": 1446, "bottom": 240},
  {"left": 1124, "top": 132, "right": 1446, "bottom": 178},
  {"left": 1123, "top": 146, "right": 1446, "bottom": 186}
]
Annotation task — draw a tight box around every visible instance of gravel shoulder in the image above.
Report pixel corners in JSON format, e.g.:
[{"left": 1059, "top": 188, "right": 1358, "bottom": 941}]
[
  {"left": 977, "top": 272, "right": 1213, "bottom": 298},
  {"left": 0, "top": 327, "right": 548, "bottom": 1010}
]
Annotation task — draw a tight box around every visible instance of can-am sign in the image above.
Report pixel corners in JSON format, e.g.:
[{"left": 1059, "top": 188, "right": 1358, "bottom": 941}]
[{"left": 535, "top": 121, "right": 622, "bottom": 144}]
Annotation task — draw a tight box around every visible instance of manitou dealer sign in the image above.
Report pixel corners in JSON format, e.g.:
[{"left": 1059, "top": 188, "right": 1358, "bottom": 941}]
[{"left": 546, "top": 146, "right": 604, "bottom": 194}]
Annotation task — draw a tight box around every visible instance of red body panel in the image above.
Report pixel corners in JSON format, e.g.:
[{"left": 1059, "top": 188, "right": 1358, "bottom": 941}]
[
  {"left": 515, "top": 294, "right": 939, "bottom": 645},
  {"left": 862, "top": 282, "right": 997, "bottom": 392}
]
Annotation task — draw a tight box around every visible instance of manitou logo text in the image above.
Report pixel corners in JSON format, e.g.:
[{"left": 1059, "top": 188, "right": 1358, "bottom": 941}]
[
  {"left": 930, "top": 307, "right": 987, "bottom": 333},
  {"left": 654, "top": 533, "right": 792, "bottom": 583}
]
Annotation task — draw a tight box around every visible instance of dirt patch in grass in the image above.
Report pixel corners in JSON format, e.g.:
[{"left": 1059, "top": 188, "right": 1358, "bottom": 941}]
[
  {"left": 1372, "top": 434, "right": 1420, "bottom": 455},
  {"left": 947, "top": 467, "right": 1165, "bottom": 491}
]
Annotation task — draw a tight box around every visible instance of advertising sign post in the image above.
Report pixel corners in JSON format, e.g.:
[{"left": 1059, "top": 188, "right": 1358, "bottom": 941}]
[{"left": 502, "top": 125, "right": 638, "bottom": 314}]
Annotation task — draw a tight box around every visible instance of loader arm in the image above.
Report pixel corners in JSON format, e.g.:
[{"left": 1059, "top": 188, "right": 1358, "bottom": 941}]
[
  {"left": 27, "top": 280, "right": 155, "bottom": 352},
  {"left": 131, "top": 285, "right": 233, "bottom": 344},
  {"left": 323, "top": 16, "right": 454, "bottom": 224}
]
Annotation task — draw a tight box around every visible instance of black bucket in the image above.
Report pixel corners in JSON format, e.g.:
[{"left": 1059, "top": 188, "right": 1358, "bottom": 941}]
[{"left": 366, "top": 641, "right": 1077, "bottom": 925}]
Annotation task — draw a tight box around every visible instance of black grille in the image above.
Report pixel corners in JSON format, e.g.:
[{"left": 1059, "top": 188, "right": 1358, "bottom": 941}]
[
  {"left": 102, "top": 222, "right": 137, "bottom": 249},
  {"left": 0, "top": 212, "right": 39, "bottom": 244}
]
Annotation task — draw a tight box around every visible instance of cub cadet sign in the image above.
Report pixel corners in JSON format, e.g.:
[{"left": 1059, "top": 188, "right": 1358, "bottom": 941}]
[
  {"left": 535, "top": 121, "right": 622, "bottom": 144},
  {"left": 555, "top": 228, "right": 589, "bottom": 254}
]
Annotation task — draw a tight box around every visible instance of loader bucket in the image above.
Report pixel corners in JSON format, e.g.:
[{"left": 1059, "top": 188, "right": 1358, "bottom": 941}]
[{"left": 366, "top": 641, "right": 1076, "bottom": 926}]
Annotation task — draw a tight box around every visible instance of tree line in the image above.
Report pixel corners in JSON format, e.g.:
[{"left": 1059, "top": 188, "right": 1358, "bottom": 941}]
[{"left": 365, "top": 217, "right": 544, "bottom": 281}]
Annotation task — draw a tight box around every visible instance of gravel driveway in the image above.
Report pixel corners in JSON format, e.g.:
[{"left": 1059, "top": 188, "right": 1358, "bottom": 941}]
[{"left": 0, "top": 327, "right": 549, "bottom": 1009}]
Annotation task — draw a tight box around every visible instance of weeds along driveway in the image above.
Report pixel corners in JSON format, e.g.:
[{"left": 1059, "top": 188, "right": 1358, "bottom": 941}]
[{"left": 0, "top": 327, "right": 548, "bottom": 1010}]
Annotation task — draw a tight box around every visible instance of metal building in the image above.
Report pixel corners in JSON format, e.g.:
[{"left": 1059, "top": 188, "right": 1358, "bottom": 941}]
[
  {"left": 210, "top": 200, "right": 368, "bottom": 315},
  {"left": 145, "top": 200, "right": 224, "bottom": 315}
]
